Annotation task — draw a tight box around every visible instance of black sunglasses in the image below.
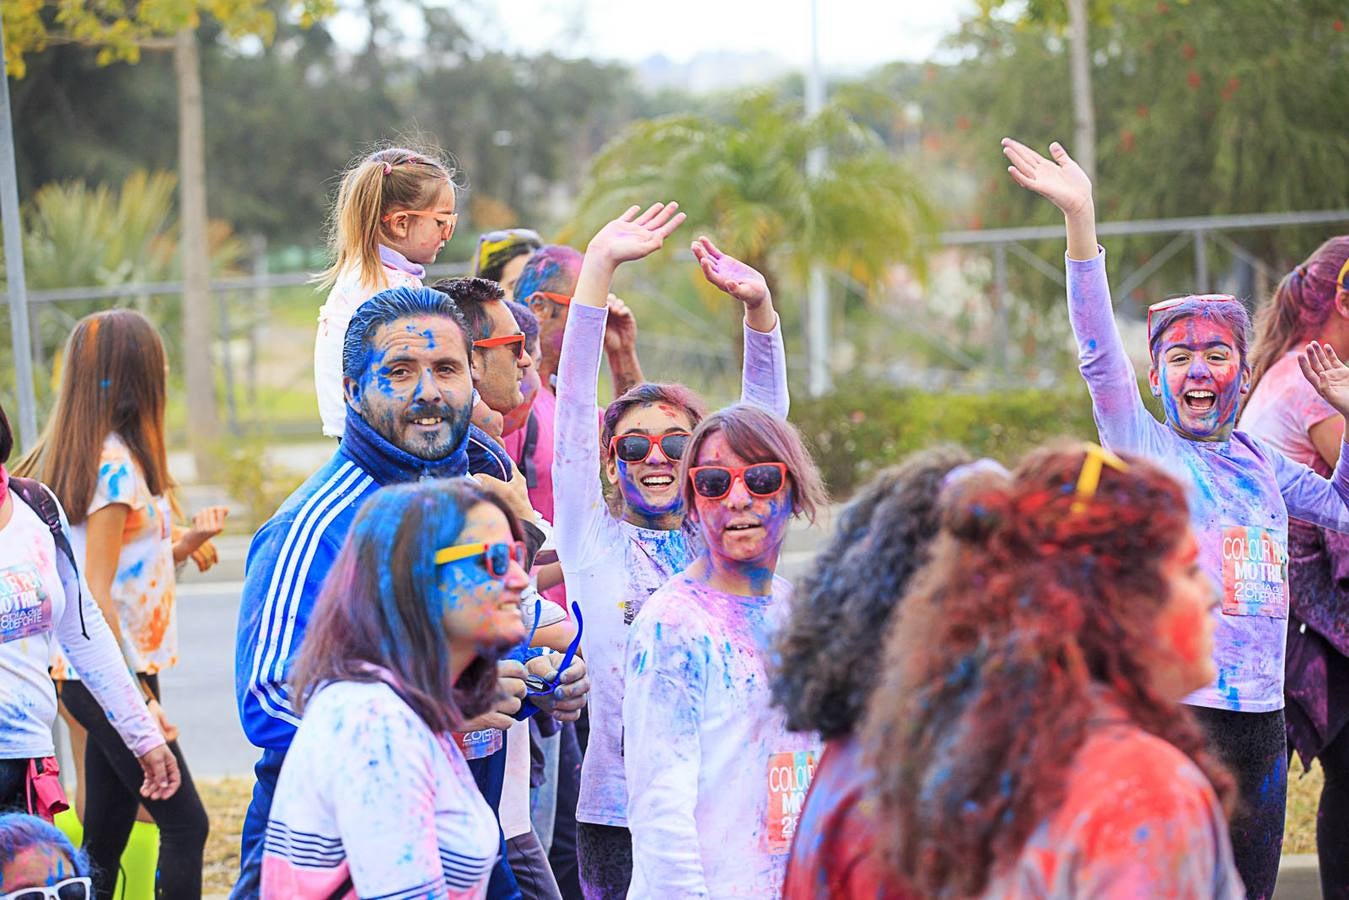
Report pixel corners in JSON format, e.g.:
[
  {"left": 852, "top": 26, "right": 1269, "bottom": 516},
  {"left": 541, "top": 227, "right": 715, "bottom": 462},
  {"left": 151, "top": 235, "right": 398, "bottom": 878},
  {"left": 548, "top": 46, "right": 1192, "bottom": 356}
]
[{"left": 609, "top": 431, "right": 691, "bottom": 463}]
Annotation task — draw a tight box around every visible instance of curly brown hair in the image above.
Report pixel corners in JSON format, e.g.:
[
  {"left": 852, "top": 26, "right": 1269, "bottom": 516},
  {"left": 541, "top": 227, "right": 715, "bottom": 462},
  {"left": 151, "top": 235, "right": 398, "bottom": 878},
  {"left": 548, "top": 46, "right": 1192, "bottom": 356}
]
[
  {"left": 861, "top": 442, "right": 1234, "bottom": 898},
  {"left": 772, "top": 445, "right": 970, "bottom": 740}
]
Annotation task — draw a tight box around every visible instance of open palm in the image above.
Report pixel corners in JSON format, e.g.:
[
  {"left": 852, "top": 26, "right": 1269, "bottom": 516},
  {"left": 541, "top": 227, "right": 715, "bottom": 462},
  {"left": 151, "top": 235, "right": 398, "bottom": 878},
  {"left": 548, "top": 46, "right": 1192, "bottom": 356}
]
[
  {"left": 588, "top": 202, "right": 686, "bottom": 267},
  {"left": 1001, "top": 138, "right": 1093, "bottom": 218},
  {"left": 692, "top": 236, "right": 769, "bottom": 310},
  {"left": 1299, "top": 342, "right": 1349, "bottom": 420}
]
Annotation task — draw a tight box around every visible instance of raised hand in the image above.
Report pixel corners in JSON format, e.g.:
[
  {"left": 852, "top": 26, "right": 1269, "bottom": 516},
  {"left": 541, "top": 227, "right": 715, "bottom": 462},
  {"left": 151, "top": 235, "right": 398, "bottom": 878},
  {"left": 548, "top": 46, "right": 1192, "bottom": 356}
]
[
  {"left": 586, "top": 202, "right": 686, "bottom": 269},
  {"left": 692, "top": 236, "right": 777, "bottom": 332},
  {"left": 1001, "top": 138, "right": 1093, "bottom": 219},
  {"left": 603, "top": 294, "right": 639, "bottom": 356},
  {"left": 1299, "top": 342, "right": 1349, "bottom": 420}
]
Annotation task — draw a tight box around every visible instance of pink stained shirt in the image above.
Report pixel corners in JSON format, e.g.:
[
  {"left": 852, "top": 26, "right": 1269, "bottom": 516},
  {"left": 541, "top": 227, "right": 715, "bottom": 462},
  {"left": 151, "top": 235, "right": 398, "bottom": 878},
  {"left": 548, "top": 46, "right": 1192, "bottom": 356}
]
[{"left": 983, "top": 721, "right": 1243, "bottom": 899}]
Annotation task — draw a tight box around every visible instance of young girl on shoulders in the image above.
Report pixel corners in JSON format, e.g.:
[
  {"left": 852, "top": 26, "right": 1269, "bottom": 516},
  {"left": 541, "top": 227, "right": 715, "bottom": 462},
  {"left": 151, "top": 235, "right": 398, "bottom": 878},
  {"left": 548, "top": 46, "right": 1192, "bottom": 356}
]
[{"left": 314, "top": 147, "right": 459, "bottom": 437}]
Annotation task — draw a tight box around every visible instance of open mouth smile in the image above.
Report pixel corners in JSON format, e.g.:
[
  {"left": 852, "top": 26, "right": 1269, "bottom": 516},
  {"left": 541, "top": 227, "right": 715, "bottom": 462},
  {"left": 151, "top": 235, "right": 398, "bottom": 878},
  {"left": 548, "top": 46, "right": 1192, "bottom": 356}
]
[{"left": 1182, "top": 390, "right": 1217, "bottom": 414}]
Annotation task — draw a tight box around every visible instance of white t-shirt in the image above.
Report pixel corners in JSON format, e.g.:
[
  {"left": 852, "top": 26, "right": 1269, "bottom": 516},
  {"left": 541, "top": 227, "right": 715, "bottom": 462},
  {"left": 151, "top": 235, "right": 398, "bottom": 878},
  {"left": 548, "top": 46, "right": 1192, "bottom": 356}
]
[
  {"left": 53, "top": 434, "right": 177, "bottom": 679},
  {"left": 262, "top": 679, "right": 499, "bottom": 899},
  {"left": 314, "top": 252, "right": 423, "bottom": 438},
  {"left": 551, "top": 303, "right": 790, "bottom": 828},
  {"left": 623, "top": 573, "right": 821, "bottom": 899},
  {"left": 0, "top": 489, "right": 162, "bottom": 759}
]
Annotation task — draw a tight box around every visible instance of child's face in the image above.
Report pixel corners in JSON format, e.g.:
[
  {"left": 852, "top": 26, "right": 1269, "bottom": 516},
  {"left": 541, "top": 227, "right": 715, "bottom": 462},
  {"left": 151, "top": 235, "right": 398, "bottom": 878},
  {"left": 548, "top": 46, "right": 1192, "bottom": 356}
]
[
  {"left": 387, "top": 182, "right": 456, "bottom": 265},
  {"left": 1148, "top": 314, "right": 1248, "bottom": 442}
]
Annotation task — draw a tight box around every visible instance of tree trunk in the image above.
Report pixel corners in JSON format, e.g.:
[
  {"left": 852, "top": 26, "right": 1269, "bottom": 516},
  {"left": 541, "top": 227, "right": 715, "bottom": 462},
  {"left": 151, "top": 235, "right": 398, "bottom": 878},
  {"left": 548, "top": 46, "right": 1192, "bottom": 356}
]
[
  {"left": 1066, "top": 0, "right": 1096, "bottom": 181},
  {"left": 174, "top": 27, "right": 218, "bottom": 479}
]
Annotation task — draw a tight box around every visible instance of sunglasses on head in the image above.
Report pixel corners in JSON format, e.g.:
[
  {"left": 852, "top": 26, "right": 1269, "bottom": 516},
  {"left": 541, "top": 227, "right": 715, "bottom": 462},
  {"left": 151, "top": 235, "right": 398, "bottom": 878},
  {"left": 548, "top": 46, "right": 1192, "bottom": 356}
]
[
  {"left": 1070, "top": 442, "right": 1130, "bottom": 514},
  {"left": 473, "top": 333, "right": 527, "bottom": 360},
  {"left": 434, "top": 541, "right": 528, "bottom": 579},
  {"left": 527, "top": 291, "right": 572, "bottom": 309},
  {"left": 382, "top": 209, "right": 458, "bottom": 240},
  {"left": 1339, "top": 257, "right": 1349, "bottom": 291},
  {"left": 609, "top": 431, "right": 691, "bottom": 463},
  {"left": 1145, "top": 293, "right": 1238, "bottom": 337},
  {"left": 1, "top": 878, "right": 93, "bottom": 900},
  {"left": 689, "top": 462, "right": 788, "bottom": 500}
]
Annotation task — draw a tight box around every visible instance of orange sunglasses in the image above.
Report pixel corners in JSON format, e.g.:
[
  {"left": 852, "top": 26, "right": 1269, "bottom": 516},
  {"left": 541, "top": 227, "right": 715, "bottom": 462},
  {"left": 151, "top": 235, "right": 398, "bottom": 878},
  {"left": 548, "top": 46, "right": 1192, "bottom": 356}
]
[
  {"left": 473, "top": 334, "right": 526, "bottom": 360},
  {"left": 382, "top": 209, "right": 458, "bottom": 240},
  {"left": 527, "top": 291, "right": 572, "bottom": 308}
]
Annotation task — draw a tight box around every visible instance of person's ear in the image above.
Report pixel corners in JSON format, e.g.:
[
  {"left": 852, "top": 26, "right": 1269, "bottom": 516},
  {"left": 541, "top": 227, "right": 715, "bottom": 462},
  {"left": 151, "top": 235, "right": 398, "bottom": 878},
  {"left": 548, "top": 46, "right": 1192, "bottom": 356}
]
[
  {"left": 1147, "top": 364, "right": 1162, "bottom": 397},
  {"left": 344, "top": 376, "right": 362, "bottom": 412}
]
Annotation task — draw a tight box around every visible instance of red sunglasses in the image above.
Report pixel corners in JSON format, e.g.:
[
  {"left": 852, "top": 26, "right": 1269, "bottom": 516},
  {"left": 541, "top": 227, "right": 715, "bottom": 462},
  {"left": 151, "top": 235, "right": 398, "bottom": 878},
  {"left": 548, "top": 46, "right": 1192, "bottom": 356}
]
[
  {"left": 473, "top": 333, "right": 526, "bottom": 360},
  {"left": 1146, "top": 294, "right": 1239, "bottom": 337},
  {"left": 434, "top": 540, "right": 528, "bottom": 579},
  {"left": 689, "top": 462, "right": 788, "bottom": 500}
]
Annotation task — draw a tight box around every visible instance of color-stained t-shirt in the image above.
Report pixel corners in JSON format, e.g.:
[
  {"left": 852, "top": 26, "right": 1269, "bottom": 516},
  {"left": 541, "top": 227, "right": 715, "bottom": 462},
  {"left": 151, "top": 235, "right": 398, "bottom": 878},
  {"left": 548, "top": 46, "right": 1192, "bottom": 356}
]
[
  {"left": 0, "top": 490, "right": 162, "bottom": 760},
  {"left": 782, "top": 736, "right": 914, "bottom": 900},
  {"left": 983, "top": 721, "right": 1243, "bottom": 899},
  {"left": 1241, "top": 349, "right": 1349, "bottom": 758},
  {"left": 623, "top": 573, "right": 821, "bottom": 899},
  {"left": 262, "top": 679, "right": 498, "bottom": 900},
  {"left": 53, "top": 433, "right": 177, "bottom": 678},
  {"left": 1067, "top": 249, "right": 1349, "bottom": 712},
  {"left": 314, "top": 246, "right": 424, "bottom": 438},
  {"left": 504, "top": 386, "right": 567, "bottom": 611},
  {"left": 552, "top": 302, "right": 790, "bottom": 828}
]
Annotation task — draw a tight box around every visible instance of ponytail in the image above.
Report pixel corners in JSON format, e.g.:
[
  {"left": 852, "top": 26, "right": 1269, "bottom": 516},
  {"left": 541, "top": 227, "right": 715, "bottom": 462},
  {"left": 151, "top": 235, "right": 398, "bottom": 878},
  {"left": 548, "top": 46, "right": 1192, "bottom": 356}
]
[
  {"left": 316, "top": 146, "right": 457, "bottom": 292},
  {"left": 1247, "top": 235, "right": 1349, "bottom": 398}
]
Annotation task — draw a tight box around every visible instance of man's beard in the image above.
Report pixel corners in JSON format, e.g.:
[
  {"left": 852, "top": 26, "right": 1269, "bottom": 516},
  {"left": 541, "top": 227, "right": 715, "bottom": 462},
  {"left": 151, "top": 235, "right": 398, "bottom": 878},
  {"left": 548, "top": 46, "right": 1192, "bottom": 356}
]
[{"left": 367, "top": 396, "right": 473, "bottom": 461}]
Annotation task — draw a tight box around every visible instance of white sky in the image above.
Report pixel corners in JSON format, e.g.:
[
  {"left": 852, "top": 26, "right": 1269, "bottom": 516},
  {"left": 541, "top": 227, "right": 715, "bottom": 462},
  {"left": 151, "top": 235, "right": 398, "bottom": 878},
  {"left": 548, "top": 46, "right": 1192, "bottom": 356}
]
[{"left": 329, "top": 0, "right": 975, "bottom": 73}]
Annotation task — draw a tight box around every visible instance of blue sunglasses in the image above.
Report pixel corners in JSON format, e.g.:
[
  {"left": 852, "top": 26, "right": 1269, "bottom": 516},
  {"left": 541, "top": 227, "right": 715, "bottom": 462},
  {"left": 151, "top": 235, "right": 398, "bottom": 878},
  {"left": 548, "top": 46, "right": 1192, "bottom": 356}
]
[{"left": 523, "top": 601, "right": 584, "bottom": 697}]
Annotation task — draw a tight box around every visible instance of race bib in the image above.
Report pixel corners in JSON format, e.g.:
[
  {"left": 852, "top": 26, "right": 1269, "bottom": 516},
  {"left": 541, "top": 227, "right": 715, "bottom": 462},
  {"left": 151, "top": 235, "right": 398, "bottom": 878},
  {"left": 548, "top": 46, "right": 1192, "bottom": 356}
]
[
  {"left": 766, "top": 750, "right": 817, "bottom": 853},
  {"left": 0, "top": 564, "right": 53, "bottom": 644},
  {"left": 1220, "top": 525, "right": 1288, "bottom": 618},
  {"left": 452, "top": 727, "right": 504, "bottom": 760}
]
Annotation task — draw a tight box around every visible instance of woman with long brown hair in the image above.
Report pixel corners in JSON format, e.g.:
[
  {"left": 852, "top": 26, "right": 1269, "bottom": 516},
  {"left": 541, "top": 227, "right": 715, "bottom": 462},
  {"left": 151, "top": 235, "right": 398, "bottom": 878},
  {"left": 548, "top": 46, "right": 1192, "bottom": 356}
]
[
  {"left": 16, "top": 309, "right": 221, "bottom": 900},
  {"left": 261, "top": 478, "right": 530, "bottom": 898},
  {"left": 863, "top": 444, "right": 1243, "bottom": 898},
  {"left": 1240, "top": 236, "right": 1349, "bottom": 898}
]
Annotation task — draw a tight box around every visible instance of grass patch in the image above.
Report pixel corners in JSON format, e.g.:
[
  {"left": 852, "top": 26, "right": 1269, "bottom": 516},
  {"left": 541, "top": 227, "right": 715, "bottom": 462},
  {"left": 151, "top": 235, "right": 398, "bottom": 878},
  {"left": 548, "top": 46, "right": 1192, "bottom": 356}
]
[{"left": 1285, "top": 758, "right": 1324, "bottom": 854}]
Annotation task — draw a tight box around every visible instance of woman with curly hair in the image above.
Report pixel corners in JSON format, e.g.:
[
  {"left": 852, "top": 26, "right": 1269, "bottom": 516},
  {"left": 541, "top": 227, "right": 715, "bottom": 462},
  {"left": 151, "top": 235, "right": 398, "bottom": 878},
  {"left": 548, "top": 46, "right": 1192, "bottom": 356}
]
[
  {"left": 775, "top": 445, "right": 972, "bottom": 899},
  {"left": 863, "top": 443, "right": 1243, "bottom": 899}
]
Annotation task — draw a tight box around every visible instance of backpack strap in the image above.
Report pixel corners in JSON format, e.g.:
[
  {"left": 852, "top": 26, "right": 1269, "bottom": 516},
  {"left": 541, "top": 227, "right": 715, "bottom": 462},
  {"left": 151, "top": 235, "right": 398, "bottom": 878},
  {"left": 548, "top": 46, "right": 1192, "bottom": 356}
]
[{"left": 10, "top": 477, "right": 89, "bottom": 639}]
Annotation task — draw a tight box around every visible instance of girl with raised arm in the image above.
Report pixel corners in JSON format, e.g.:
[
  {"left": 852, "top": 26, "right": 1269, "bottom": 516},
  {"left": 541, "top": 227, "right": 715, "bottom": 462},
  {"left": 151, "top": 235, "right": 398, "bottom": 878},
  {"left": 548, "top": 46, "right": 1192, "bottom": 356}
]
[
  {"left": 1003, "top": 137, "right": 1349, "bottom": 899},
  {"left": 552, "top": 202, "right": 789, "bottom": 899},
  {"left": 623, "top": 405, "right": 827, "bottom": 899}
]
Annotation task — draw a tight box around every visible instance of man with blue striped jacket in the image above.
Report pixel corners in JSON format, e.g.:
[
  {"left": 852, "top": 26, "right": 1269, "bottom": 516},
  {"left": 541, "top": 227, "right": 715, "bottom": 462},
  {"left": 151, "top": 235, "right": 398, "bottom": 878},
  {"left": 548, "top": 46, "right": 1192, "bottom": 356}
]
[{"left": 231, "top": 284, "right": 586, "bottom": 898}]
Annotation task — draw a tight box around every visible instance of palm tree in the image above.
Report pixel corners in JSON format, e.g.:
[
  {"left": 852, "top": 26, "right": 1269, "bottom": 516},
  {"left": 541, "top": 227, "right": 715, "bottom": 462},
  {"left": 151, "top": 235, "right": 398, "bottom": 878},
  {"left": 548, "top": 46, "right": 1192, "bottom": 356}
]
[{"left": 565, "top": 90, "right": 938, "bottom": 321}]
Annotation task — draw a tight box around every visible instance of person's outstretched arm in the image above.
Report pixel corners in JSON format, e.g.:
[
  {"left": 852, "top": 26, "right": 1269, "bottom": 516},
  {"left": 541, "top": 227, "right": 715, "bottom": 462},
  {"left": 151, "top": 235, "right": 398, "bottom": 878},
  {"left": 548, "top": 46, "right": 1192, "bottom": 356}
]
[
  {"left": 553, "top": 203, "right": 687, "bottom": 572},
  {"left": 1002, "top": 138, "right": 1158, "bottom": 452},
  {"left": 691, "top": 237, "right": 789, "bottom": 418},
  {"left": 604, "top": 294, "right": 646, "bottom": 397}
]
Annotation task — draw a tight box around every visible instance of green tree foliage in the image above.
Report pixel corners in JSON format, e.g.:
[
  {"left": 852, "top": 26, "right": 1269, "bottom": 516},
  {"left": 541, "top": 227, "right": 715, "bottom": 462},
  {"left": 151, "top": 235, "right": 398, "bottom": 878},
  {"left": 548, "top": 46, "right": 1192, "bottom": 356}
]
[
  {"left": 911, "top": 1, "right": 1349, "bottom": 241},
  {"left": 566, "top": 91, "right": 939, "bottom": 299}
]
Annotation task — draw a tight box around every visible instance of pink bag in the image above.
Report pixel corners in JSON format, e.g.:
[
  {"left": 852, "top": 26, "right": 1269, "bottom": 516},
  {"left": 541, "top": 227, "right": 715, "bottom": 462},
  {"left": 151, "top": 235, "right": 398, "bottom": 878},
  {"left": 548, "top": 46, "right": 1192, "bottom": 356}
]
[{"left": 27, "top": 757, "right": 70, "bottom": 822}]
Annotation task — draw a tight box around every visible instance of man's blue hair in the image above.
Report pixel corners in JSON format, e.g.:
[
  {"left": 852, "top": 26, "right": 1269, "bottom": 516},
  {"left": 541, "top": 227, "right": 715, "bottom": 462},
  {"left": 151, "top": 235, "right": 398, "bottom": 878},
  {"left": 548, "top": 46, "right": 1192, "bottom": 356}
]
[
  {"left": 342, "top": 286, "right": 472, "bottom": 381},
  {"left": 0, "top": 812, "right": 89, "bottom": 877}
]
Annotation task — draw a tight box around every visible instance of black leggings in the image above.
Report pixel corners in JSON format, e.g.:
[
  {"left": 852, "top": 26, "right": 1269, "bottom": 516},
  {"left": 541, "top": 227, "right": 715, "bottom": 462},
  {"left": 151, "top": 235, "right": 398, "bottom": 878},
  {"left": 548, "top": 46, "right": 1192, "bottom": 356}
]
[
  {"left": 0, "top": 757, "right": 36, "bottom": 813},
  {"left": 60, "top": 675, "right": 209, "bottom": 900},
  {"left": 576, "top": 822, "right": 631, "bottom": 900},
  {"left": 1192, "top": 707, "right": 1286, "bottom": 900},
  {"left": 1314, "top": 722, "right": 1349, "bottom": 899}
]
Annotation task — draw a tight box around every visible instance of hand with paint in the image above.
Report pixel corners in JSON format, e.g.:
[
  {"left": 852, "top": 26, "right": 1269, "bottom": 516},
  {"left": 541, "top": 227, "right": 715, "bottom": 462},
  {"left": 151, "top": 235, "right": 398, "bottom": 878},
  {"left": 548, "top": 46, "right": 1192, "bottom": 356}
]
[
  {"left": 173, "top": 504, "right": 229, "bottom": 564},
  {"left": 1001, "top": 138, "right": 1098, "bottom": 261},
  {"left": 583, "top": 203, "right": 686, "bottom": 276},
  {"left": 525, "top": 653, "right": 590, "bottom": 721},
  {"left": 137, "top": 743, "right": 181, "bottom": 801},
  {"left": 691, "top": 236, "right": 778, "bottom": 333},
  {"left": 1299, "top": 341, "right": 1349, "bottom": 421},
  {"left": 146, "top": 697, "right": 180, "bottom": 743},
  {"left": 472, "top": 470, "right": 535, "bottom": 528},
  {"left": 462, "top": 659, "right": 529, "bottom": 732}
]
